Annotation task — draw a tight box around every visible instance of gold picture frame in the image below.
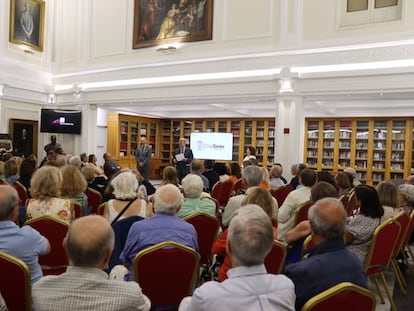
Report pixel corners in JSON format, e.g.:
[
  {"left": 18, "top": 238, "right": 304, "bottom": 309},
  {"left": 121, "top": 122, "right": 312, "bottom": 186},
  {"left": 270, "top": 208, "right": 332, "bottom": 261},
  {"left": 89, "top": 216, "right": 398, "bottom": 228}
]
[
  {"left": 9, "top": 0, "right": 45, "bottom": 51},
  {"left": 133, "top": 0, "right": 213, "bottom": 49},
  {"left": 9, "top": 119, "right": 38, "bottom": 157}
]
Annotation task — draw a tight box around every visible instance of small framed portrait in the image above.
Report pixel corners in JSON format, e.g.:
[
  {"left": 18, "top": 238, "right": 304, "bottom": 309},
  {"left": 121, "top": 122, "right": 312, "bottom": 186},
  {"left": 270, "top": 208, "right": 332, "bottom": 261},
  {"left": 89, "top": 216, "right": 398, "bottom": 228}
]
[
  {"left": 9, "top": 119, "right": 38, "bottom": 158},
  {"left": 133, "top": 0, "right": 213, "bottom": 49},
  {"left": 9, "top": 0, "right": 45, "bottom": 51}
]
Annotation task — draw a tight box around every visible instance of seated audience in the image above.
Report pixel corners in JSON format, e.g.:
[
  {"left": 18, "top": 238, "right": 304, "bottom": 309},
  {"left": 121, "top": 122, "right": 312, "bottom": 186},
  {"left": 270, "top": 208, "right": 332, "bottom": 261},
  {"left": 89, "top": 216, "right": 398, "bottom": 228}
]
[
  {"left": 0, "top": 185, "right": 50, "bottom": 285},
  {"left": 61, "top": 165, "right": 89, "bottom": 215},
  {"left": 397, "top": 183, "right": 414, "bottom": 214},
  {"left": 4, "top": 158, "right": 19, "bottom": 185},
  {"left": 39, "top": 150, "right": 56, "bottom": 168},
  {"left": 103, "top": 171, "right": 153, "bottom": 223},
  {"left": 160, "top": 166, "right": 181, "bottom": 188},
  {"left": 344, "top": 167, "right": 361, "bottom": 187},
  {"left": 88, "top": 153, "right": 105, "bottom": 176},
  {"left": 202, "top": 159, "right": 220, "bottom": 191},
  {"left": 278, "top": 168, "right": 316, "bottom": 241},
  {"left": 32, "top": 215, "right": 150, "bottom": 311},
  {"left": 289, "top": 163, "right": 307, "bottom": 189},
  {"left": 269, "top": 164, "right": 286, "bottom": 190},
  {"left": 26, "top": 166, "right": 72, "bottom": 223},
  {"left": 284, "top": 198, "right": 367, "bottom": 310},
  {"left": 376, "top": 181, "right": 399, "bottom": 220},
  {"left": 177, "top": 174, "right": 216, "bottom": 218},
  {"left": 17, "top": 157, "right": 37, "bottom": 195},
  {"left": 212, "top": 187, "right": 278, "bottom": 282},
  {"left": 180, "top": 205, "right": 295, "bottom": 311},
  {"left": 228, "top": 162, "right": 242, "bottom": 183},
  {"left": 335, "top": 172, "right": 352, "bottom": 197},
  {"left": 317, "top": 170, "right": 338, "bottom": 192},
  {"left": 191, "top": 159, "right": 210, "bottom": 192},
  {"left": 81, "top": 165, "right": 107, "bottom": 195},
  {"left": 80, "top": 152, "right": 88, "bottom": 167},
  {"left": 406, "top": 175, "right": 414, "bottom": 185},
  {"left": 120, "top": 184, "right": 198, "bottom": 281},
  {"left": 69, "top": 156, "right": 82, "bottom": 169},
  {"left": 346, "top": 185, "right": 384, "bottom": 263},
  {"left": 259, "top": 166, "right": 271, "bottom": 190},
  {"left": 103, "top": 153, "right": 121, "bottom": 179}
]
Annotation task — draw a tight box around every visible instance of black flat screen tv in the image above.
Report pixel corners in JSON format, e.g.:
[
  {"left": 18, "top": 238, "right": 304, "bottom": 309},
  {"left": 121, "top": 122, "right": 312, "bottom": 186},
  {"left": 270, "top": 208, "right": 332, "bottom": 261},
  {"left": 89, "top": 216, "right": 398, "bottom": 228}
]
[{"left": 40, "top": 109, "right": 82, "bottom": 134}]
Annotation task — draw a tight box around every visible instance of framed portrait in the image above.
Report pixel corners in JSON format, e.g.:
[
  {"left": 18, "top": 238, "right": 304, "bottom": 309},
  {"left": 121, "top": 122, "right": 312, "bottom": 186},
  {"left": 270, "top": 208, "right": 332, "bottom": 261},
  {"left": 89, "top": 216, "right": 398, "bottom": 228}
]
[
  {"left": 9, "top": 119, "right": 38, "bottom": 158},
  {"left": 133, "top": 0, "right": 213, "bottom": 49},
  {"left": 9, "top": 0, "right": 45, "bottom": 51}
]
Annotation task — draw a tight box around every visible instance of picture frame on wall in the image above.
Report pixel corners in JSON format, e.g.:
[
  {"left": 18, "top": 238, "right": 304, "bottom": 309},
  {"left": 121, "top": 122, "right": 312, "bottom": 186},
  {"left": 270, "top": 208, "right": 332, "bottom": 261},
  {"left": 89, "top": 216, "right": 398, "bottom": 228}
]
[
  {"left": 9, "top": 119, "right": 38, "bottom": 158},
  {"left": 9, "top": 0, "right": 45, "bottom": 51},
  {"left": 133, "top": 0, "right": 213, "bottom": 49}
]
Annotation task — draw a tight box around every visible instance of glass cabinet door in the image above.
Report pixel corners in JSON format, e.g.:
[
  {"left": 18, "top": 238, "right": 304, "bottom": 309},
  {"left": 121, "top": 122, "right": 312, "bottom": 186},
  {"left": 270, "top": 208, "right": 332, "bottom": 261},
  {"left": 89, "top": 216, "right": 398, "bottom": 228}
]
[
  {"left": 172, "top": 120, "right": 181, "bottom": 150},
  {"left": 372, "top": 120, "right": 387, "bottom": 184},
  {"left": 119, "top": 120, "right": 128, "bottom": 157},
  {"left": 322, "top": 121, "right": 335, "bottom": 168},
  {"left": 193, "top": 120, "right": 203, "bottom": 132},
  {"left": 306, "top": 120, "right": 319, "bottom": 168},
  {"left": 218, "top": 121, "right": 227, "bottom": 133},
  {"left": 160, "top": 120, "right": 171, "bottom": 162},
  {"left": 244, "top": 121, "right": 253, "bottom": 147},
  {"left": 390, "top": 120, "right": 406, "bottom": 179},
  {"left": 267, "top": 120, "right": 275, "bottom": 166},
  {"left": 130, "top": 122, "right": 138, "bottom": 156},
  {"left": 338, "top": 120, "right": 352, "bottom": 168},
  {"left": 231, "top": 121, "right": 241, "bottom": 162},
  {"left": 149, "top": 123, "right": 157, "bottom": 153},
  {"left": 256, "top": 120, "right": 265, "bottom": 163}
]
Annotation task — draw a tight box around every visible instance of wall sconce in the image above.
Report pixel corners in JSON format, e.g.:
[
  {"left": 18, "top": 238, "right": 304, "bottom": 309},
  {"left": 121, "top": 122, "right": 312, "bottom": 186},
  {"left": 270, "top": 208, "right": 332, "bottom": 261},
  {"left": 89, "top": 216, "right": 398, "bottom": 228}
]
[
  {"left": 279, "top": 78, "right": 294, "bottom": 94},
  {"left": 47, "top": 93, "right": 56, "bottom": 105}
]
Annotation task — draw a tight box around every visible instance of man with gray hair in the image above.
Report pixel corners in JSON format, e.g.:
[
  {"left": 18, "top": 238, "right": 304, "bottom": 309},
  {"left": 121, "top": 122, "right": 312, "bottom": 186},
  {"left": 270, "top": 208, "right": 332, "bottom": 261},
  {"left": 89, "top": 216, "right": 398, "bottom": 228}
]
[
  {"left": 120, "top": 184, "right": 198, "bottom": 281},
  {"left": 221, "top": 165, "right": 278, "bottom": 227},
  {"left": 0, "top": 185, "right": 50, "bottom": 285},
  {"left": 179, "top": 205, "right": 295, "bottom": 310},
  {"left": 269, "top": 164, "right": 286, "bottom": 190},
  {"left": 32, "top": 215, "right": 150, "bottom": 310},
  {"left": 284, "top": 198, "right": 367, "bottom": 310}
]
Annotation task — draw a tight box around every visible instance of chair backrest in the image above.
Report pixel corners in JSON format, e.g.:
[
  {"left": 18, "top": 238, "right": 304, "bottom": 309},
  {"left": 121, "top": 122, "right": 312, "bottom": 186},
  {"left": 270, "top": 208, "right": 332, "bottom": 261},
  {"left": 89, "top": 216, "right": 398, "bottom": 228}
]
[
  {"left": 0, "top": 179, "right": 8, "bottom": 185},
  {"left": 24, "top": 215, "right": 69, "bottom": 275},
  {"left": 0, "top": 251, "right": 31, "bottom": 311},
  {"left": 211, "top": 180, "right": 234, "bottom": 207},
  {"left": 264, "top": 240, "right": 287, "bottom": 274},
  {"left": 301, "top": 234, "right": 314, "bottom": 259},
  {"left": 71, "top": 201, "right": 83, "bottom": 219},
  {"left": 232, "top": 178, "right": 247, "bottom": 193},
  {"left": 403, "top": 210, "right": 414, "bottom": 247},
  {"left": 85, "top": 187, "right": 102, "bottom": 214},
  {"left": 338, "top": 194, "right": 348, "bottom": 210},
  {"left": 293, "top": 200, "right": 313, "bottom": 227},
  {"left": 183, "top": 212, "right": 219, "bottom": 265},
  {"left": 364, "top": 218, "right": 400, "bottom": 274},
  {"left": 392, "top": 211, "right": 410, "bottom": 257},
  {"left": 346, "top": 191, "right": 360, "bottom": 217},
  {"left": 97, "top": 202, "right": 106, "bottom": 216},
  {"left": 301, "top": 282, "right": 376, "bottom": 311},
  {"left": 270, "top": 184, "right": 293, "bottom": 206},
  {"left": 14, "top": 181, "right": 28, "bottom": 207},
  {"left": 134, "top": 241, "right": 199, "bottom": 310}
]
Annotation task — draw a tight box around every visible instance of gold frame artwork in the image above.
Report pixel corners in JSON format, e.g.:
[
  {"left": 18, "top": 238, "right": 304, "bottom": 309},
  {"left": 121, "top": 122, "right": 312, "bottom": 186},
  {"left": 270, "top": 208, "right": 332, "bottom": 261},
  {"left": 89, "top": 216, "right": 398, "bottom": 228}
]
[
  {"left": 133, "top": 0, "right": 213, "bottom": 49},
  {"left": 9, "top": 119, "right": 38, "bottom": 157},
  {"left": 9, "top": 0, "right": 45, "bottom": 51}
]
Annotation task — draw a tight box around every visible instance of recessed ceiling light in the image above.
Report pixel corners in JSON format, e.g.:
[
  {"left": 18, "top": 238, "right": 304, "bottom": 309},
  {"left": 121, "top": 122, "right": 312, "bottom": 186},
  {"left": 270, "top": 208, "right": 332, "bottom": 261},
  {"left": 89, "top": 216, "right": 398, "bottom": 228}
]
[{"left": 379, "top": 93, "right": 384, "bottom": 96}]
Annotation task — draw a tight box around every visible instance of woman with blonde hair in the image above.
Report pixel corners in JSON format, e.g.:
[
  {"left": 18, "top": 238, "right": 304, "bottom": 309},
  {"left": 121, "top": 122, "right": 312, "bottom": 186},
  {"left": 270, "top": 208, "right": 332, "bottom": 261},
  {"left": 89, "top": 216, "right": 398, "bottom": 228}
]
[
  {"left": 61, "top": 165, "right": 89, "bottom": 215},
  {"left": 376, "top": 181, "right": 399, "bottom": 220},
  {"left": 160, "top": 166, "right": 181, "bottom": 188},
  {"left": 26, "top": 166, "right": 72, "bottom": 223}
]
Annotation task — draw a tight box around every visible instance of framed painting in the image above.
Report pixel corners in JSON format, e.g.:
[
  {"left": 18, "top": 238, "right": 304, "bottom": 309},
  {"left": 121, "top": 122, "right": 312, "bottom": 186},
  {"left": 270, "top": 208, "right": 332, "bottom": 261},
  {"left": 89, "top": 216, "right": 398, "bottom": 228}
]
[
  {"left": 9, "top": 119, "right": 38, "bottom": 158},
  {"left": 133, "top": 0, "right": 213, "bottom": 49},
  {"left": 9, "top": 0, "right": 45, "bottom": 51}
]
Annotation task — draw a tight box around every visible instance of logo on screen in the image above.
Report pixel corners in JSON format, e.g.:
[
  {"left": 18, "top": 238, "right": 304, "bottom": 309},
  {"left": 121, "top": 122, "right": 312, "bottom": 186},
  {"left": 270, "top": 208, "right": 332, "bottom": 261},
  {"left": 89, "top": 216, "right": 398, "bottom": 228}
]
[{"left": 51, "top": 117, "right": 74, "bottom": 126}]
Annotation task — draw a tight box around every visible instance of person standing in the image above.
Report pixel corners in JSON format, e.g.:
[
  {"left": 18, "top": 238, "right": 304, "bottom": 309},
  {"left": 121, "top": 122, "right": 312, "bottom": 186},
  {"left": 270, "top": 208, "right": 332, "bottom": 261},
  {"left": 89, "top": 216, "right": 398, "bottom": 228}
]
[
  {"left": 135, "top": 136, "right": 152, "bottom": 181},
  {"left": 173, "top": 137, "right": 193, "bottom": 183}
]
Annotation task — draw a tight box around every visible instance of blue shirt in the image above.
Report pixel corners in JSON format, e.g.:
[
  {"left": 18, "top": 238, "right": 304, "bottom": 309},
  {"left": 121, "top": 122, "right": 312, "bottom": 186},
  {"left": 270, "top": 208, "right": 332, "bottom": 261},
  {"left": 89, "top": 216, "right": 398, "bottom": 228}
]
[
  {"left": 120, "top": 213, "right": 199, "bottom": 281},
  {"left": 0, "top": 221, "right": 48, "bottom": 285},
  {"left": 283, "top": 239, "right": 367, "bottom": 310}
]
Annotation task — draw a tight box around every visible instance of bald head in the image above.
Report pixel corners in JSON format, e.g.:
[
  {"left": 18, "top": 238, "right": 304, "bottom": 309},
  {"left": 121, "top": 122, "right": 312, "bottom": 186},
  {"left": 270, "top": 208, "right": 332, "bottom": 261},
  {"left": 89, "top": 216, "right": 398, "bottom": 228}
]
[
  {"left": 66, "top": 215, "right": 114, "bottom": 268},
  {"left": 0, "top": 185, "right": 19, "bottom": 220},
  {"left": 270, "top": 165, "right": 283, "bottom": 178},
  {"left": 308, "top": 198, "right": 346, "bottom": 241},
  {"left": 153, "top": 184, "right": 183, "bottom": 215}
]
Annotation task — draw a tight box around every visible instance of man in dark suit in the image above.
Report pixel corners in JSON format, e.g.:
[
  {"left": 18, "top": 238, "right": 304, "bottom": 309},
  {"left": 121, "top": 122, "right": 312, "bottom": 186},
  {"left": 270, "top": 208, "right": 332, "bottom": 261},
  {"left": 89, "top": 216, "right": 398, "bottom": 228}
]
[
  {"left": 173, "top": 137, "right": 193, "bottom": 183},
  {"left": 135, "top": 136, "right": 152, "bottom": 181}
]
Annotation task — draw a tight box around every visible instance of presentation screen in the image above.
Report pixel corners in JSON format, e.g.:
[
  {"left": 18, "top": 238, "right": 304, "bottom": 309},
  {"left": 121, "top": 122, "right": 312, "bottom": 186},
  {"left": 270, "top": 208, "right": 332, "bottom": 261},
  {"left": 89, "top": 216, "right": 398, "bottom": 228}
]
[{"left": 190, "top": 132, "right": 233, "bottom": 160}]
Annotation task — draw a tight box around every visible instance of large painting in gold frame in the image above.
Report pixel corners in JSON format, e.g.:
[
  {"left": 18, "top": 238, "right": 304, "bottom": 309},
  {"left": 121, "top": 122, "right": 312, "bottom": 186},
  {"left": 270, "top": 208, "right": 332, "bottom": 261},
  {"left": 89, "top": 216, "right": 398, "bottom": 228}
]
[
  {"left": 133, "top": 0, "right": 213, "bottom": 49},
  {"left": 9, "top": 0, "right": 45, "bottom": 51}
]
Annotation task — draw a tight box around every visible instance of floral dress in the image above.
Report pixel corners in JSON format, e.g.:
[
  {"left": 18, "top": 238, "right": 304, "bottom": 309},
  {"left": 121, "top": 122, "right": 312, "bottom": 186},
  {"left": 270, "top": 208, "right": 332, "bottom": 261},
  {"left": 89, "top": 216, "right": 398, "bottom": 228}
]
[{"left": 26, "top": 197, "right": 72, "bottom": 223}]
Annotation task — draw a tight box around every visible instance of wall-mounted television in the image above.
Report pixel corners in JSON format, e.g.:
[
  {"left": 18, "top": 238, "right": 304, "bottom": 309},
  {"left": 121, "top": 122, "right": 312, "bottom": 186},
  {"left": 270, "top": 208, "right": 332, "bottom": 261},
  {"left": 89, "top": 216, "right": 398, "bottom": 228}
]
[
  {"left": 40, "top": 109, "right": 82, "bottom": 135},
  {"left": 190, "top": 132, "right": 233, "bottom": 160}
]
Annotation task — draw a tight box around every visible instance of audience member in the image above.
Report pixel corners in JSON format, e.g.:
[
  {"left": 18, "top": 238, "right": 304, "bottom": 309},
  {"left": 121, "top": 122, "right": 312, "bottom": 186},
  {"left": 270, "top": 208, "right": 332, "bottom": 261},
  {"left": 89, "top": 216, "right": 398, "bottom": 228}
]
[
  {"left": 344, "top": 167, "right": 361, "bottom": 187},
  {"left": 278, "top": 168, "right": 316, "bottom": 241},
  {"left": 397, "top": 183, "right": 414, "bottom": 214},
  {"left": 317, "top": 170, "right": 338, "bottom": 192},
  {"left": 228, "top": 162, "right": 242, "bottom": 183},
  {"left": 180, "top": 205, "right": 295, "bottom": 311},
  {"left": 284, "top": 198, "right": 367, "bottom": 310},
  {"left": 177, "top": 174, "right": 216, "bottom": 218},
  {"left": 39, "top": 150, "right": 56, "bottom": 168},
  {"left": 17, "top": 157, "right": 36, "bottom": 194},
  {"left": 213, "top": 187, "right": 278, "bottom": 281},
  {"left": 88, "top": 154, "right": 105, "bottom": 176},
  {"left": 221, "top": 165, "right": 279, "bottom": 228},
  {"left": 346, "top": 185, "right": 384, "bottom": 263},
  {"left": 406, "top": 175, "right": 414, "bottom": 185},
  {"left": 4, "top": 158, "right": 19, "bottom": 185},
  {"left": 103, "top": 171, "right": 152, "bottom": 223},
  {"left": 289, "top": 163, "right": 307, "bottom": 189},
  {"left": 69, "top": 155, "right": 82, "bottom": 169},
  {"left": 269, "top": 164, "right": 286, "bottom": 190},
  {"left": 259, "top": 166, "right": 271, "bottom": 190},
  {"left": 26, "top": 166, "right": 72, "bottom": 223},
  {"left": 80, "top": 152, "right": 88, "bottom": 167},
  {"left": 61, "top": 165, "right": 89, "bottom": 215},
  {"left": 335, "top": 172, "right": 352, "bottom": 197},
  {"left": 103, "top": 153, "right": 121, "bottom": 179},
  {"left": 202, "top": 159, "right": 220, "bottom": 191},
  {"left": 81, "top": 165, "right": 107, "bottom": 195},
  {"left": 120, "top": 184, "right": 198, "bottom": 281},
  {"left": 160, "top": 166, "right": 181, "bottom": 188},
  {"left": 32, "top": 215, "right": 150, "bottom": 311},
  {"left": 0, "top": 185, "right": 50, "bottom": 285},
  {"left": 191, "top": 159, "right": 210, "bottom": 192},
  {"left": 376, "top": 181, "right": 399, "bottom": 220}
]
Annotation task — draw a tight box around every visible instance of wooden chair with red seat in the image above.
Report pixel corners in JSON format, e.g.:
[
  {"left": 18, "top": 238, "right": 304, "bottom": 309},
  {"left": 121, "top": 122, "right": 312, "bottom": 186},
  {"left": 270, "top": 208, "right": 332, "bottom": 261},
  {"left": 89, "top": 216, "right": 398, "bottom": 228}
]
[
  {"left": 293, "top": 200, "right": 313, "bottom": 227},
  {"left": 71, "top": 201, "right": 83, "bottom": 219},
  {"left": 270, "top": 183, "right": 293, "bottom": 206},
  {"left": 85, "top": 187, "right": 102, "bottom": 214},
  {"left": 402, "top": 210, "right": 414, "bottom": 275},
  {"left": 211, "top": 180, "right": 234, "bottom": 207},
  {"left": 0, "top": 179, "right": 8, "bottom": 185},
  {"left": 264, "top": 240, "right": 287, "bottom": 274},
  {"left": 134, "top": 241, "right": 199, "bottom": 311},
  {"left": 364, "top": 218, "right": 400, "bottom": 311},
  {"left": 300, "top": 282, "right": 376, "bottom": 311},
  {"left": 346, "top": 191, "right": 360, "bottom": 217},
  {"left": 0, "top": 251, "right": 31, "bottom": 311},
  {"left": 24, "top": 215, "right": 69, "bottom": 276},
  {"left": 183, "top": 212, "right": 220, "bottom": 266},
  {"left": 338, "top": 195, "right": 348, "bottom": 211},
  {"left": 301, "top": 234, "right": 315, "bottom": 259},
  {"left": 97, "top": 202, "right": 106, "bottom": 216},
  {"left": 232, "top": 178, "right": 247, "bottom": 193},
  {"left": 14, "top": 181, "right": 28, "bottom": 207}
]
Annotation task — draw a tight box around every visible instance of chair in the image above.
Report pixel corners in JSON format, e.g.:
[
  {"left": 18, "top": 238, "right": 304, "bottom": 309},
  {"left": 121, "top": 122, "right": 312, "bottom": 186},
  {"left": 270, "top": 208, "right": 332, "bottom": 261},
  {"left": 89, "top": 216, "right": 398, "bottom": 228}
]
[
  {"left": 346, "top": 191, "right": 359, "bottom": 217},
  {"left": 134, "top": 241, "right": 199, "bottom": 311},
  {"left": 14, "top": 181, "right": 28, "bottom": 207},
  {"left": 364, "top": 218, "right": 400, "bottom": 311},
  {"left": 183, "top": 212, "right": 220, "bottom": 266},
  {"left": 97, "top": 202, "right": 106, "bottom": 216},
  {"left": 71, "top": 201, "right": 83, "bottom": 219},
  {"left": 232, "top": 178, "right": 246, "bottom": 193},
  {"left": 402, "top": 210, "right": 414, "bottom": 275},
  {"left": 0, "top": 251, "right": 31, "bottom": 311},
  {"left": 0, "top": 179, "right": 8, "bottom": 185},
  {"left": 24, "top": 215, "right": 69, "bottom": 275},
  {"left": 338, "top": 194, "right": 348, "bottom": 210},
  {"left": 85, "top": 187, "right": 102, "bottom": 214},
  {"left": 302, "top": 234, "right": 314, "bottom": 259},
  {"left": 270, "top": 184, "right": 293, "bottom": 206},
  {"left": 211, "top": 180, "right": 234, "bottom": 207},
  {"left": 264, "top": 240, "right": 287, "bottom": 274},
  {"left": 300, "top": 282, "right": 376, "bottom": 311},
  {"left": 293, "top": 200, "right": 313, "bottom": 227}
]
